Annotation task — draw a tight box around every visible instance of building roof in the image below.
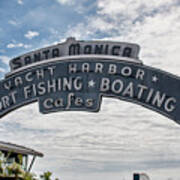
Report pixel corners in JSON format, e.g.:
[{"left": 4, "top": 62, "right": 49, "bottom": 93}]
[{"left": 0, "top": 141, "right": 43, "bottom": 157}]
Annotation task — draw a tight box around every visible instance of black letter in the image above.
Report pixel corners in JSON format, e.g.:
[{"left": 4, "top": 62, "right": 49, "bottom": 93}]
[
  {"left": 105, "top": 45, "right": 109, "bottom": 54},
  {"left": 69, "top": 44, "right": 80, "bottom": 55},
  {"left": 84, "top": 45, "right": 92, "bottom": 54},
  {"left": 123, "top": 47, "right": 132, "bottom": 57},
  {"left": 112, "top": 46, "right": 120, "bottom": 56},
  {"left": 95, "top": 45, "right": 103, "bottom": 54},
  {"left": 24, "top": 56, "right": 32, "bottom": 65},
  {"left": 52, "top": 48, "right": 60, "bottom": 58},
  {"left": 43, "top": 50, "right": 50, "bottom": 59},
  {"left": 10, "top": 57, "right": 22, "bottom": 70},
  {"left": 34, "top": 53, "right": 41, "bottom": 62}
]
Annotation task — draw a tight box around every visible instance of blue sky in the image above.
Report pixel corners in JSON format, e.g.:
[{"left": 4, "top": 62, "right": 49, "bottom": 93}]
[
  {"left": 1, "top": 0, "right": 180, "bottom": 180},
  {"left": 0, "top": 0, "right": 97, "bottom": 75}
]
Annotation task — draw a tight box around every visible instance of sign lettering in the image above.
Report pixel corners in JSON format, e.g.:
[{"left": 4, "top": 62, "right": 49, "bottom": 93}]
[
  {"left": 9, "top": 38, "right": 140, "bottom": 71},
  {"left": 1, "top": 57, "right": 180, "bottom": 124}
]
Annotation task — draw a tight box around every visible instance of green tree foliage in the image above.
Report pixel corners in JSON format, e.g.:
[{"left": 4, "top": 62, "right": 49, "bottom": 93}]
[
  {"left": 40, "top": 171, "right": 52, "bottom": 180},
  {"left": 0, "top": 151, "right": 59, "bottom": 180}
]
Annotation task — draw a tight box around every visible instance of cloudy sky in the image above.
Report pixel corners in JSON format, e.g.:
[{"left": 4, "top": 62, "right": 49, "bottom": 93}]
[{"left": 0, "top": 0, "right": 180, "bottom": 179}]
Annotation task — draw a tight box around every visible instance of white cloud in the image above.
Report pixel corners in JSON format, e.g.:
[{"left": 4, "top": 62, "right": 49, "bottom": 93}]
[
  {"left": 17, "top": 0, "right": 23, "bottom": 5},
  {"left": 66, "top": 0, "right": 179, "bottom": 37},
  {"left": 55, "top": 0, "right": 96, "bottom": 14},
  {"left": 66, "top": 0, "right": 180, "bottom": 74},
  {"left": 7, "top": 43, "right": 23, "bottom": 48},
  {"left": 7, "top": 43, "right": 31, "bottom": 49},
  {"left": 0, "top": 56, "right": 10, "bottom": 74},
  {"left": 8, "top": 20, "right": 19, "bottom": 26},
  {"left": 88, "top": 16, "right": 115, "bottom": 32},
  {"left": 56, "top": 0, "right": 74, "bottom": 5},
  {"left": 23, "top": 44, "right": 32, "bottom": 49},
  {"left": 24, "top": 30, "right": 39, "bottom": 39},
  {"left": 97, "top": 0, "right": 176, "bottom": 19},
  {"left": 0, "top": 67, "right": 6, "bottom": 73},
  {"left": 1, "top": 0, "right": 180, "bottom": 179},
  {"left": 66, "top": 23, "right": 93, "bottom": 39},
  {"left": 2, "top": 99, "right": 180, "bottom": 179},
  {"left": 0, "top": 56, "right": 10, "bottom": 65}
]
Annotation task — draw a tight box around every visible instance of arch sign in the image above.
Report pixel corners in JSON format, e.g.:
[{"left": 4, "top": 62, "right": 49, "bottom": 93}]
[{"left": 0, "top": 38, "right": 180, "bottom": 124}]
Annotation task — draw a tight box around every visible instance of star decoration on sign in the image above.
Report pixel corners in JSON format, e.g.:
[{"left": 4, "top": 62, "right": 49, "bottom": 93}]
[
  {"left": 88, "top": 80, "right": 96, "bottom": 88},
  {"left": 152, "top": 75, "right": 158, "bottom": 82}
]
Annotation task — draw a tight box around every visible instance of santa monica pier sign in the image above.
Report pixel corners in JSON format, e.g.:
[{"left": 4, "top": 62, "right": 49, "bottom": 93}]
[{"left": 0, "top": 38, "right": 180, "bottom": 124}]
